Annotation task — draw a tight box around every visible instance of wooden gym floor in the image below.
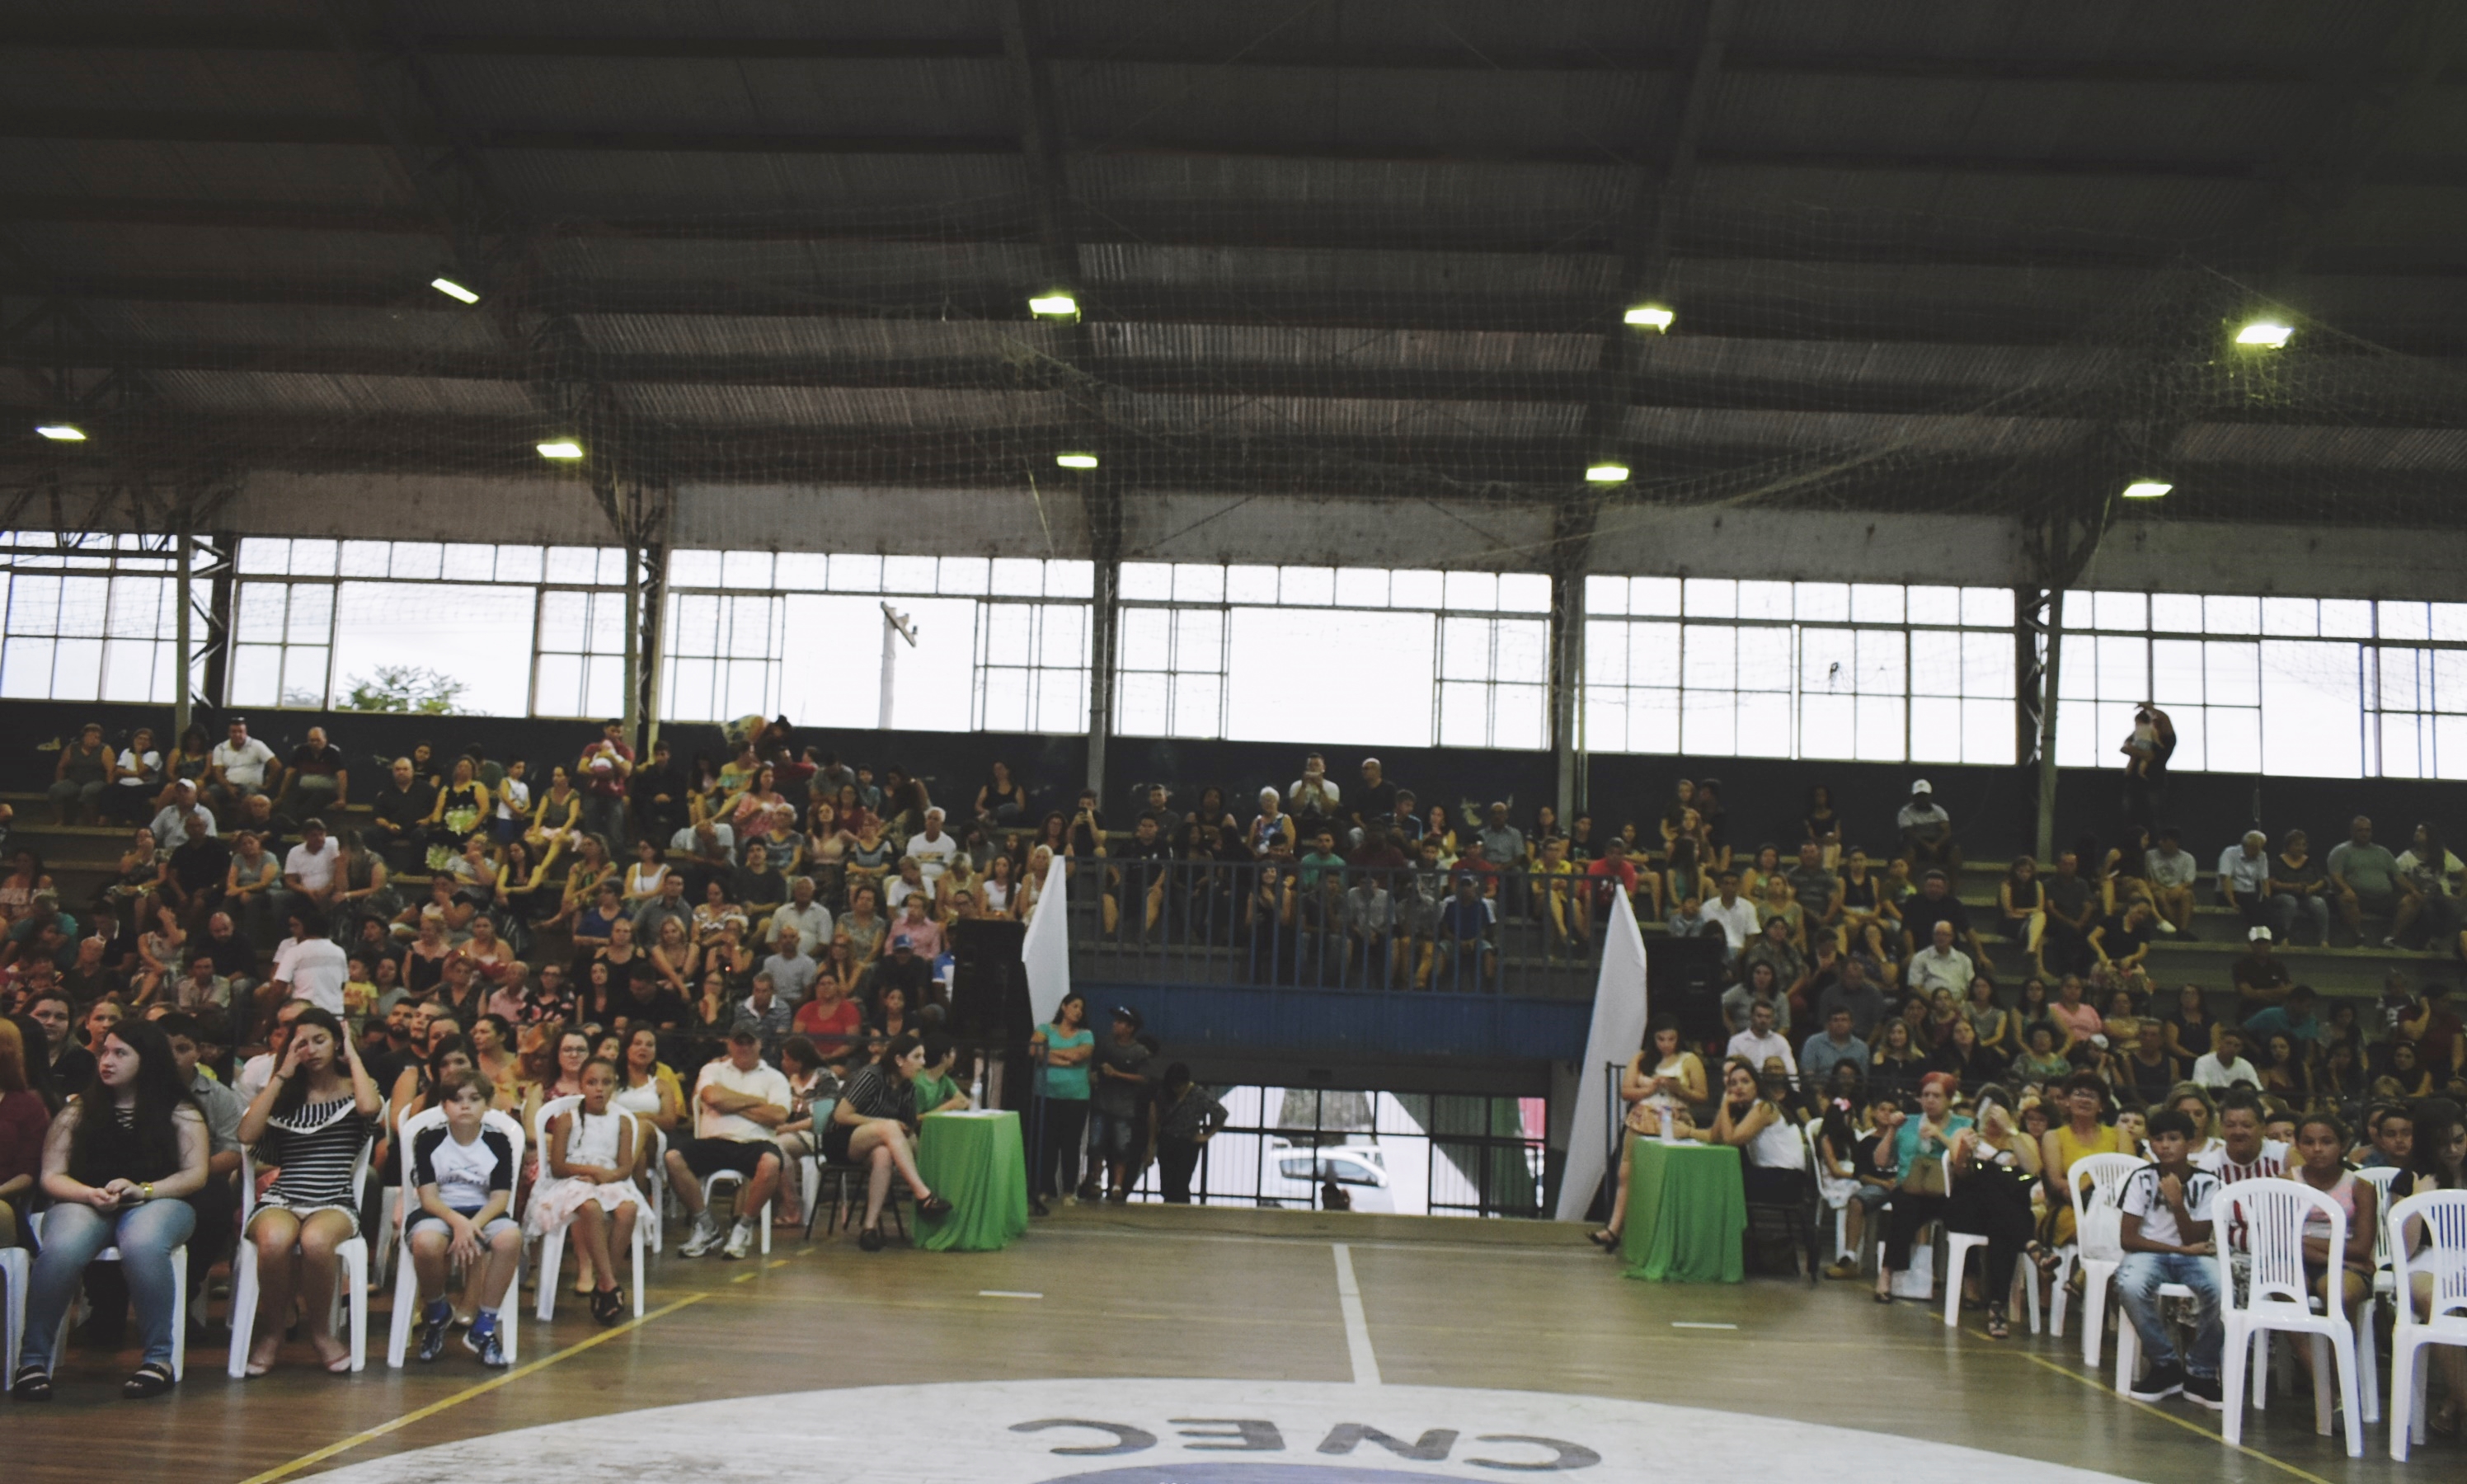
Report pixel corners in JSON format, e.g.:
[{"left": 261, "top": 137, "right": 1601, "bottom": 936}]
[{"left": 4, "top": 1204, "right": 2441, "bottom": 1484}]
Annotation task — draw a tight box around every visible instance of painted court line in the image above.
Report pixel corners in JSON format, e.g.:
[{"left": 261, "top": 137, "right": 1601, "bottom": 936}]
[
  {"left": 233, "top": 1294, "right": 708, "bottom": 1484},
  {"left": 1985, "top": 1329, "right": 2338, "bottom": 1484},
  {"left": 1671, "top": 1321, "right": 1740, "bottom": 1330},
  {"left": 979, "top": 1289, "right": 1045, "bottom": 1299},
  {"left": 1331, "top": 1242, "right": 1382, "bottom": 1386}
]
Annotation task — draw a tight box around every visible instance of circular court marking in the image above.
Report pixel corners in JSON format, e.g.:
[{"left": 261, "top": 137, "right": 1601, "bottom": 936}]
[{"left": 303, "top": 1378, "right": 2146, "bottom": 1484}]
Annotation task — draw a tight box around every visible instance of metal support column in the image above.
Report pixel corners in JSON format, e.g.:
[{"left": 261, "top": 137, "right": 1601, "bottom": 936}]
[
  {"left": 173, "top": 524, "right": 194, "bottom": 738},
  {"left": 1085, "top": 522, "right": 1121, "bottom": 799},
  {"left": 1548, "top": 564, "right": 1586, "bottom": 820},
  {"left": 621, "top": 541, "right": 641, "bottom": 740}
]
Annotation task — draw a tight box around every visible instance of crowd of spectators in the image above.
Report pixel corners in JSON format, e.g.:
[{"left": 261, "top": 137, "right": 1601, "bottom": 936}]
[{"left": 6, "top": 712, "right": 2467, "bottom": 1404}]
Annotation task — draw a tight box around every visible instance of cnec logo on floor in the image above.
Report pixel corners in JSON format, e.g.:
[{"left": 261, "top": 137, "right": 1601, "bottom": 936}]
[{"left": 305, "top": 1378, "right": 2141, "bottom": 1484}]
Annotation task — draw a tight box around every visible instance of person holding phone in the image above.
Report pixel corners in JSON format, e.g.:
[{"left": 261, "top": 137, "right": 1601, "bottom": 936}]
[{"left": 1943, "top": 1083, "right": 2042, "bottom": 1339}]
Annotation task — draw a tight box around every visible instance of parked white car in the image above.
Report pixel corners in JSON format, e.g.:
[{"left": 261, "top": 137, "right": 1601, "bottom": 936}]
[{"left": 1261, "top": 1139, "right": 1395, "bottom": 1212}]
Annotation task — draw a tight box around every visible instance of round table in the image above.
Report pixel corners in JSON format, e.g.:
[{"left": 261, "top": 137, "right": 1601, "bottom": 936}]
[
  {"left": 916, "top": 1110, "right": 1031, "bottom": 1252},
  {"left": 1619, "top": 1139, "right": 1746, "bottom": 1284}
]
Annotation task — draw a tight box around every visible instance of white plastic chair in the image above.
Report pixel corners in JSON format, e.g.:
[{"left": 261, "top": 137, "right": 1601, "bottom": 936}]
[
  {"left": 2351, "top": 1165, "right": 2404, "bottom": 1425},
  {"left": 2386, "top": 1189, "right": 2467, "bottom": 1461},
  {"left": 7, "top": 1209, "right": 188, "bottom": 1388},
  {"left": 2112, "top": 1274, "right": 2201, "bottom": 1394},
  {"left": 531, "top": 1094, "right": 646, "bottom": 1322},
  {"left": 2214, "top": 1177, "right": 2364, "bottom": 1458},
  {"left": 702, "top": 1167, "right": 774, "bottom": 1255},
  {"left": 1939, "top": 1153, "right": 2042, "bottom": 1333},
  {"left": 383, "top": 1105, "right": 526, "bottom": 1367},
  {"left": 2051, "top": 1152, "right": 2145, "bottom": 1364},
  {"left": 226, "top": 1139, "right": 374, "bottom": 1378},
  {"left": 639, "top": 1119, "right": 668, "bottom": 1254},
  {"left": 0, "top": 1244, "right": 25, "bottom": 1389}
]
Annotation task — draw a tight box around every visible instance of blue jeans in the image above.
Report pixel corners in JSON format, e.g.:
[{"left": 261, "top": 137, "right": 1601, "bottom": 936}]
[
  {"left": 2115, "top": 1250, "right": 2223, "bottom": 1378},
  {"left": 23, "top": 1198, "right": 198, "bottom": 1370}
]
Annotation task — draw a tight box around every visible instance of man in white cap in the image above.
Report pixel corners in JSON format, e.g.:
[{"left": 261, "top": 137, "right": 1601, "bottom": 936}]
[{"left": 1896, "top": 779, "right": 1957, "bottom": 874}]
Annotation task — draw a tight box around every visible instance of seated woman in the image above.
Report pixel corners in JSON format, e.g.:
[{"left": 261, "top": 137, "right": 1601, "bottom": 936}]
[
  {"left": 1943, "top": 1082, "right": 2042, "bottom": 1339},
  {"left": 1586, "top": 1018, "right": 1711, "bottom": 1250},
  {"left": 237, "top": 1006, "right": 380, "bottom": 1375},
  {"left": 773, "top": 1036, "right": 842, "bottom": 1227},
  {"left": 424, "top": 758, "right": 492, "bottom": 871},
  {"left": 2038, "top": 1070, "right": 2126, "bottom": 1250},
  {"left": 1694, "top": 1055, "right": 1808, "bottom": 1206},
  {"left": 526, "top": 1057, "right": 645, "bottom": 1326},
  {"left": 1873, "top": 1071, "right": 1969, "bottom": 1305},
  {"left": 1868, "top": 1017, "right": 1927, "bottom": 1099},
  {"left": 825, "top": 1035, "right": 954, "bottom": 1251},
  {"left": 1929, "top": 1013, "right": 2007, "bottom": 1089},
  {"left": 12, "top": 1020, "right": 209, "bottom": 1400},
  {"left": 1999, "top": 856, "right": 2047, "bottom": 976},
  {"left": 404, "top": 1068, "right": 521, "bottom": 1364},
  {"left": 1965, "top": 974, "right": 2014, "bottom": 1058}
]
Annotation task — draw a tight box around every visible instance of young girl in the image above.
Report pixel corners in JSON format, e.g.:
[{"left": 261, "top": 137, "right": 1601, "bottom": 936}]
[
  {"left": 2284, "top": 1112, "right": 2378, "bottom": 1392},
  {"left": 406, "top": 1068, "right": 520, "bottom": 1366},
  {"left": 237, "top": 1006, "right": 381, "bottom": 1375},
  {"left": 527, "top": 1058, "right": 644, "bottom": 1325}
]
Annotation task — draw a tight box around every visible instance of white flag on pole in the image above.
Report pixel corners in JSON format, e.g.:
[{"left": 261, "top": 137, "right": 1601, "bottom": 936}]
[
  {"left": 1553, "top": 885, "right": 1650, "bottom": 1223},
  {"left": 1021, "top": 848, "right": 1072, "bottom": 1026}
]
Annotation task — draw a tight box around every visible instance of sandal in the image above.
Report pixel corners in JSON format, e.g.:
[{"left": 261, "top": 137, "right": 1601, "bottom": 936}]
[
  {"left": 589, "top": 1288, "right": 622, "bottom": 1327},
  {"left": 1586, "top": 1228, "right": 1620, "bottom": 1251},
  {"left": 1872, "top": 1289, "right": 1895, "bottom": 1304},
  {"left": 122, "top": 1362, "right": 176, "bottom": 1399},
  {"left": 1985, "top": 1306, "right": 2009, "bottom": 1341},
  {"left": 916, "top": 1193, "right": 953, "bottom": 1219},
  {"left": 2024, "top": 1241, "right": 2060, "bottom": 1275},
  {"left": 12, "top": 1364, "right": 52, "bottom": 1401},
  {"left": 858, "top": 1227, "right": 885, "bottom": 1252}
]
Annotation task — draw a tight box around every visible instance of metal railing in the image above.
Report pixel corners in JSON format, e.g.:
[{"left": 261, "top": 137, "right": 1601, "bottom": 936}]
[{"left": 1063, "top": 858, "right": 1605, "bottom": 997}]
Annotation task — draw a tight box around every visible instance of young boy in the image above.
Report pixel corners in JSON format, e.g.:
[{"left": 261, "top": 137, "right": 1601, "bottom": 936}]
[
  {"left": 408, "top": 1068, "right": 522, "bottom": 1367},
  {"left": 342, "top": 956, "right": 378, "bottom": 1034},
  {"left": 1826, "top": 1091, "right": 1904, "bottom": 1277},
  {"left": 2114, "top": 1108, "right": 2225, "bottom": 1407}
]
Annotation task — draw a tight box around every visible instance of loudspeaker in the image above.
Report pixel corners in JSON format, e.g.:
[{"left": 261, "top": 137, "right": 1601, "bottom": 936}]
[
  {"left": 1648, "top": 936, "right": 1729, "bottom": 1050},
  {"left": 947, "top": 918, "right": 1030, "bottom": 1045}
]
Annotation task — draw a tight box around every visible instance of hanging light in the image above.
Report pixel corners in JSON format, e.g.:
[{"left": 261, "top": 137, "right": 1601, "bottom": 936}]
[
  {"left": 1055, "top": 452, "right": 1099, "bottom": 469},
  {"left": 1029, "top": 293, "right": 1079, "bottom": 318},
  {"left": 430, "top": 276, "right": 482, "bottom": 305},
  {"left": 1622, "top": 303, "right": 1675, "bottom": 332},
  {"left": 35, "top": 424, "right": 86, "bottom": 441},
  {"left": 2120, "top": 479, "right": 2172, "bottom": 500},
  {"left": 537, "top": 439, "right": 585, "bottom": 460},
  {"left": 1585, "top": 462, "right": 1630, "bottom": 484},
  {"left": 2234, "top": 320, "right": 2291, "bottom": 349}
]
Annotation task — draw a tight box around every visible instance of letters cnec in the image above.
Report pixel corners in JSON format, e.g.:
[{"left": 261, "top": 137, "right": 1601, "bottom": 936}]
[{"left": 1012, "top": 1416, "right": 1600, "bottom": 1470}]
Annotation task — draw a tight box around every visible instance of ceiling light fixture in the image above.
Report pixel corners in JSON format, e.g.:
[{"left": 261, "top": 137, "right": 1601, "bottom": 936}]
[
  {"left": 430, "top": 276, "right": 482, "bottom": 305},
  {"left": 1622, "top": 303, "right": 1675, "bottom": 332},
  {"left": 2121, "top": 479, "right": 2173, "bottom": 500},
  {"left": 1055, "top": 452, "right": 1099, "bottom": 469},
  {"left": 2234, "top": 321, "right": 2291, "bottom": 349},
  {"left": 537, "top": 439, "right": 585, "bottom": 460},
  {"left": 1585, "top": 462, "right": 1630, "bottom": 484},
  {"left": 35, "top": 424, "right": 86, "bottom": 441},
  {"left": 1029, "top": 293, "right": 1079, "bottom": 318}
]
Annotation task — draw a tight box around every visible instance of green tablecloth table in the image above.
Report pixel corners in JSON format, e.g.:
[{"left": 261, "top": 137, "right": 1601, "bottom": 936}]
[
  {"left": 916, "top": 1110, "right": 1031, "bottom": 1252},
  {"left": 1620, "top": 1139, "right": 1746, "bottom": 1283}
]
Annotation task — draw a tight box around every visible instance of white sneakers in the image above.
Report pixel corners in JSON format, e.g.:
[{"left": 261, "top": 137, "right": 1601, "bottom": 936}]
[
  {"left": 679, "top": 1211, "right": 723, "bottom": 1258},
  {"left": 721, "top": 1219, "right": 756, "bottom": 1261}
]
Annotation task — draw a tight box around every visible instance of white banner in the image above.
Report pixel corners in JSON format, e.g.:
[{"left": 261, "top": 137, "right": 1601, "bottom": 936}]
[
  {"left": 1021, "top": 848, "right": 1071, "bottom": 1026},
  {"left": 1553, "top": 885, "right": 1650, "bottom": 1223}
]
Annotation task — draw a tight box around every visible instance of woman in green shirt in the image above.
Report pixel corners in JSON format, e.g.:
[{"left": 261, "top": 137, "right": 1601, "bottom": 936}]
[
  {"left": 1031, "top": 994, "right": 1094, "bottom": 1204},
  {"left": 911, "top": 1034, "right": 972, "bottom": 1115}
]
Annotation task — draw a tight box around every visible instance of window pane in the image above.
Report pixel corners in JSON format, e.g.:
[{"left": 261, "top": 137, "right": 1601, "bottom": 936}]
[
  {"left": 1961, "top": 632, "right": 2005, "bottom": 697},
  {"left": 1280, "top": 566, "right": 1335, "bottom": 607},
  {"left": 983, "top": 609, "right": 1032, "bottom": 666},
  {"left": 1498, "top": 573, "right": 1551, "bottom": 613},
  {"left": 1858, "top": 629, "right": 1906, "bottom": 696},
  {"left": 1736, "top": 580, "right": 1791, "bottom": 622},
  {"left": 828, "top": 553, "right": 883, "bottom": 592},
  {"left": 1631, "top": 576, "right": 1682, "bottom": 617},
  {"left": 2205, "top": 594, "right": 2260, "bottom": 636},
  {"left": 1682, "top": 578, "right": 1735, "bottom": 618},
  {"left": 1119, "top": 608, "right": 1169, "bottom": 670},
  {"left": 1736, "top": 625, "right": 1792, "bottom": 693},
  {"left": 1800, "top": 627, "right": 1854, "bottom": 697},
  {"left": 1855, "top": 695, "right": 1905, "bottom": 762},
  {"left": 1037, "top": 669, "right": 1089, "bottom": 732},
  {"left": 285, "top": 584, "right": 333, "bottom": 645},
  {"left": 2319, "top": 599, "right": 2371, "bottom": 639},
  {"left": 1226, "top": 607, "right": 1431, "bottom": 748},
  {"left": 1680, "top": 689, "right": 1734, "bottom": 755},
  {"left": 1910, "top": 697, "right": 1962, "bottom": 763},
  {"left": 1168, "top": 673, "right": 1219, "bottom": 738},
  {"left": 1799, "top": 693, "right": 1855, "bottom": 759},
  {"left": 1044, "top": 560, "right": 1094, "bottom": 599},
  {"left": 2150, "top": 593, "right": 2202, "bottom": 632},
  {"left": 1444, "top": 571, "right": 1497, "bottom": 612},
  {"left": 281, "top": 645, "right": 329, "bottom": 707},
  {"left": 776, "top": 552, "right": 829, "bottom": 591},
  {"left": 1909, "top": 630, "right": 1961, "bottom": 697},
  {"left": 237, "top": 538, "right": 290, "bottom": 575},
  {"left": 1681, "top": 625, "right": 1735, "bottom": 690},
  {"left": 1437, "top": 679, "right": 1490, "bottom": 747},
  {"left": 1906, "top": 585, "right": 1959, "bottom": 626},
  {"left": 1962, "top": 697, "right": 2014, "bottom": 764},
  {"left": 0, "top": 637, "right": 54, "bottom": 697},
  {"left": 2261, "top": 641, "right": 2359, "bottom": 777},
  {"left": 935, "top": 556, "right": 988, "bottom": 595},
  {"left": 441, "top": 542, "right": 495, "bottom": 581},
  {"left": 233, "top": 583, "right": 288, "bottom": 643},
  {"left": 1795, "top": 582, "right": 1849, "bottom": 623},
  {"left": 1849, "top": 584, "right": 1903, "bottom": 624},
  {"left": 1389, "top": 569, "right": 1444, "bottom": 608},
  {"left": 1170, "top": 607, "right": 1219, "bottom": 665},
  {"left": 2380, "top": 601, "right": 2431, "bottom": 641},
  {"left": 1118, "top": 563, "right": 1171, "bottom": 602},
  {"left": 1172, "top": 563, "right": 1227, "bottom": 603},
  {"left": 1492, "top": 683, "right": 1546, "bottom": 749},
  {"left": 535, "top": 654, "right": 582, "bottom": 716},
  {"left": 1116, "top": 670, "right": 1168, "bottom": 736},
  {"left": 1962, "top": 587, "right": 2014, "bottom": 628},
  {"left": 545, "top": 546, "right": 604, "bottom": 585},
  {"left": 1496, "top": 619, "right": 1548, "bottom": 685},
  {"left": 2262, "top": 598, "right": 2317, "bottom": 636},
  {"left": 2151, "top": 639, "right": 2205, "bottom": 705},
  {"left": 1586, "top": 575, "right": 1628, "bottom": 617},
  {"left": 493, "top": 544, "right": 543, "bottom": 585},
  {"left": 2204, "top": 641, "right": 2259, "bottom": 708},
  {"left": 1333, "top": 567, "right": 1388, "bottom": 608},
  {"left": 389, "top": 542, "right": 443, "bottom": 580},
  {"left": 227, "top": 644, "right": 280, "bottom": 707},
  {"left": 1225, "top": 565, "right": 1278, "bottom": 603},
  {"left": 669, "top": 550, "right": 721, "bottom": 588},
  {"left": 1628, "top": 622, "right": 1680, "bottom": 688},
  {"left": 57, "top": 577, "right": 108, "bottom": 636},
  {"left": 1440, "top": 617, "right": 1492, "bottom": 681},
  {"left": 881, "top": 555, "right": 937, "bottom": 593},
  {"left": 1041, "top": 604, "right": 1090, "bottom": 667},
  {"left": 538, "top": 590, "right": 586, "bottom": 650}
]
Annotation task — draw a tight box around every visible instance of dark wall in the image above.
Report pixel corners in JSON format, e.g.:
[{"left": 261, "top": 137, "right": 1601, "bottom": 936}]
[{"left": 3, "top": 697, "right": 2451, "bottom": 862}]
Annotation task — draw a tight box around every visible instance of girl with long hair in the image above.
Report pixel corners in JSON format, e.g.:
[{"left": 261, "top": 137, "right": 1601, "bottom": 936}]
[
  {"left": 12, "top": 1020, "right": 208, "bottom": 1399},
  {"left": 237, "top": 1006, "right": 380, "bottom": 1375}
]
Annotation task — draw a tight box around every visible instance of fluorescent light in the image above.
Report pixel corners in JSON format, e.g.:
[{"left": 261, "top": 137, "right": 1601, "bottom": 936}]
[
  {"left": 2234, "top": 321, "right": 2291, "bottom": 349},
  {"left": 35, "top": 425, "right": 86, "bottom": 441},
  {"left": 430, "top": 276, "right": 481, "bottom": 304},
  {"left": 537, "top": 439, "right": 585, "bottom": 460},
  {"left": 1055, "top": 452, "right": 1099, "bottom": 469},
  {"left": 2121, "top": 479, "right": 2172, "bottom": 500},
  {"left": 1585, "top": 463, "right": 1630, "bottom": 483},
  {"left": 1028, "top": 294, "right": 1078, "bottom": 317},
  {"left": 1623, "top": 303, "right": 1675, "bottom": 331}
]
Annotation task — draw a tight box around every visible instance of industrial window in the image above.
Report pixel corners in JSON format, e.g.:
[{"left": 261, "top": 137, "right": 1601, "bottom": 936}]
[
  {"left": 0, "top": 532, "right": 191, "bottom": 703},
  {"left": 1582, "top": 578, "right": 2014, "bottom": 764},
  {"left": 1116, "top": 562, "right": 1549, "bottom": 749}
]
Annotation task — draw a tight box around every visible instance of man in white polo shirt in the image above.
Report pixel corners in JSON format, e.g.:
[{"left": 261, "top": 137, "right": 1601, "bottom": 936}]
[
  {"left": 280, "top": 815, "right": 343, "bottom": 927},
  {"left": 208, "top": 716, "right": 281, "bottom": 818},
  {"left": 664, "top": 1027, "right": 791, "bottom": 1261}
]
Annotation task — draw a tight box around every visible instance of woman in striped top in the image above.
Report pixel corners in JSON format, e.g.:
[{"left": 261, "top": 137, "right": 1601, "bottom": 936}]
[
  {"left": 238, "top": 1005, "right": 380, "bottom": 1375},
  {"left": 825, "top": 1033, "right": 952, "bottom": 1251}
]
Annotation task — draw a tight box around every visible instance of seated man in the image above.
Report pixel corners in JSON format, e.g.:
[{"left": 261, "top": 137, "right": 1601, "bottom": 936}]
[
  {"left": 2144, "top": 827, "right": 2200, "bottom": 934},
  {"left": 279, "top": 726, "right": 349, "bottom": 817},
  {"left": 1723, "top": 997, "right": 1797, "bottom": 1078},
  {"left": 369, "top": 757, "right": 438, "bottom": 871},
  {"left": 206, "top": 716, "right": 281, "bottom": 820},
  {"left": 1896, "top": 780, "right": 1958, "bottom": 874},
  {"left": 663, "top": 1027, "right": 791, "bottom": 1261},
  {"left": 2328, "top": 815, "right": 2400, "bottom": 947},
  {"left": 2112, "top": 1110, "right": 2225, "bottom": 1407},
  {"left": 1432, "top": 871, "right": 1497, "bottom": 991}
]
